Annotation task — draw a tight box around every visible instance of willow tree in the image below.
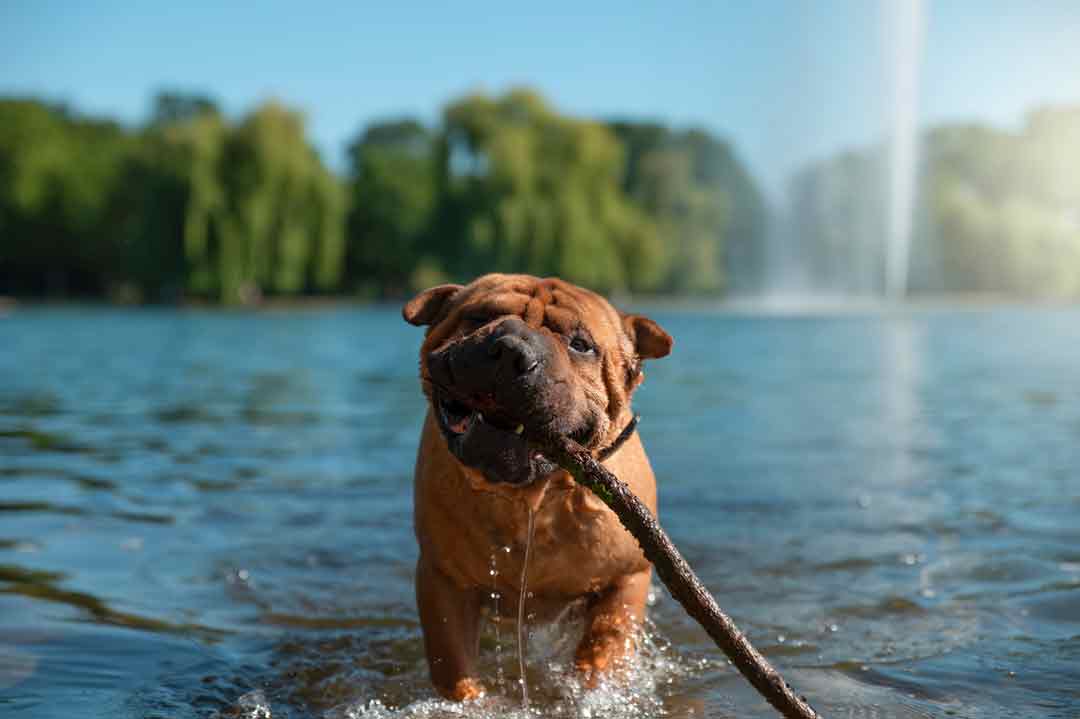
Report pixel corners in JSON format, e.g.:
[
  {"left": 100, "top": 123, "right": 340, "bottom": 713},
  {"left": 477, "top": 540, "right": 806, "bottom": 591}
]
[
  {"left": 926, "top": 115, "right": 1080, "bottom": 296},
  {"left": 216, "top": 102, "right": 345, "bottom": 303},
  {"left": 345, "top": 119, "right": 438, "bottom": 296},
  {"left": 0, "top": 99, "right": 133, "bottom": 296},
  {"left": 436, "top": 89, "right": 664, "bottom": 293},
  {"left": 609, "top": 122, "right": 766, "bottom": 294},
  {"left": 115, "top": 97, "right": 228, "bottom": 300}
]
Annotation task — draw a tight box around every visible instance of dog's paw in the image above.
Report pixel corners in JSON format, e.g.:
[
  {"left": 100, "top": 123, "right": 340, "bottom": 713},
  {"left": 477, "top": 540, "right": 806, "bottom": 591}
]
[
  {"left": 574, "top": 629, "right": 635, "bottom": 686},
  {"left": 441, "top": 677, "right": 486, "bottom": 702}
]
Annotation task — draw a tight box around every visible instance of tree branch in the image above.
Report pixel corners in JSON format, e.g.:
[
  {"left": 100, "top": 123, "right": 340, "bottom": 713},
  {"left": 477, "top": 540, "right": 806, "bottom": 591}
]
[{"left": 534, "top": 429, "right": 822, "bottom": 719}]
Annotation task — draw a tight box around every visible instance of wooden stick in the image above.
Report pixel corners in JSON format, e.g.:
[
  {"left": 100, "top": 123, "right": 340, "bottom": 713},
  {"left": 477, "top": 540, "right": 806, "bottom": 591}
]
[{"left": 533, "top": 429, "right": 822, "bottom": 719}]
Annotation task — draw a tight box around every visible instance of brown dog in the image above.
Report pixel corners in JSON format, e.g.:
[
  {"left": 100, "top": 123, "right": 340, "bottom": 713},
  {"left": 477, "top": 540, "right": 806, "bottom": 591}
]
[{"left": 403, "top": 273, "right": 672, "bottom": 701}]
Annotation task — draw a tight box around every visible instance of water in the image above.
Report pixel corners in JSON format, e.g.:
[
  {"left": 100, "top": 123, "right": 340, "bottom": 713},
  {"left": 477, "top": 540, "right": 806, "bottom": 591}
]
[
  {"left": 2, "top": 304, "right": 1080, "bottom": 718},
  {"left": 517, "top": 506, "right": 535, "bottom": 709}
]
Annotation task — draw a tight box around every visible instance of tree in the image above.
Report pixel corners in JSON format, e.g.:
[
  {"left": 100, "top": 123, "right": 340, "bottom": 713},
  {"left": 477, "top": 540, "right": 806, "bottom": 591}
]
[
  {"left": 0, "top": 99, "right": 133, "bottom": 296},
  {"left": 115, "top": 98, "right": 227, "bottom": 300},
  {"left": 434, "top": 89, "right": 664, "bottom": 293},
  {"left": 212, "top": 102, "right": 344, "bottom": 303},
  {"left": 344, "top": 119, "right": 438, "bottom": 296},
  {"left": 609, "top": 122, "right": 764, "bottom": 293}
]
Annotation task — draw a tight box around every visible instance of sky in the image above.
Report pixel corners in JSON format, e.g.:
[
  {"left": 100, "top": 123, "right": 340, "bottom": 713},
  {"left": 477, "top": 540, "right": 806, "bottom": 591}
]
[{"left": 3, "top": 1, "right": 1079, "bottom": 199}]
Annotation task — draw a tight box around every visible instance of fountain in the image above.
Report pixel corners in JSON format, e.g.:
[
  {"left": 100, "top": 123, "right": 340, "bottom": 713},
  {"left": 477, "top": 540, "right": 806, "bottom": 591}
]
[
  {"left": 884, "top": 0, "right": 926, "bottom": 300},
  {"left": 753, "top": 0, "right": 927, "bottom": 304}
]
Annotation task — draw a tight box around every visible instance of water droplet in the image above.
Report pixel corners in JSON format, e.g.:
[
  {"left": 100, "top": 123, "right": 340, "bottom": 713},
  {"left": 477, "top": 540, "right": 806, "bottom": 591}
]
[
  {"left": 777, "top": 634, "right": 786, "bottom": 643},
  {"left": 828, "top": 623, "right": 839, "bottom": 633}
]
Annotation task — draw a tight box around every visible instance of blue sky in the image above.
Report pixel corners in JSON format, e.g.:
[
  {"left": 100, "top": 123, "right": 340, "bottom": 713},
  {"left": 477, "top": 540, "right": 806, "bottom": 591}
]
[{"left": 3, "top": 1, "right": 1078, "bottom": 198}]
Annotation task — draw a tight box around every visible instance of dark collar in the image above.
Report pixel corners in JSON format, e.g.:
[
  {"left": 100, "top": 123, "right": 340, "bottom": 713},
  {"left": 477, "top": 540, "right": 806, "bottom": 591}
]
[{"left": 597, "top": 414, "right": 639, "bottom": 461}]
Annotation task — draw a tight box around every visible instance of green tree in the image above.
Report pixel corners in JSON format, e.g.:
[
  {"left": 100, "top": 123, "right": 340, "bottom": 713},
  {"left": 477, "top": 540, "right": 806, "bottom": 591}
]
[
  {"left": 435, "top": 89, "right": 664, "bottom": 293},
  {"left": 788, "top": 106, "right": 1080, "bottom": 297},
  {"left": 609, "top": 122, "right": 765, "bottom": 293},
  {"left": 114, "top": 95, "right": 227, "bottom": 300},
  {"left": 344, "top": 119, "right": 438, "bottom": 296},
  {"left": 0, "top": 99, "right": 133, "bottom": 296},
  {"left": 215, "top": 102, "right": 344, "bottom": 303}
]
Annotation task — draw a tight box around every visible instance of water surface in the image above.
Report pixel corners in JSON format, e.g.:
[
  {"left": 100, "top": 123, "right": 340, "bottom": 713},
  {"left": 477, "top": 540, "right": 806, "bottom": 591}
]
[{"left": 1, "top": 305, "right": 1079, "bottom": 718}]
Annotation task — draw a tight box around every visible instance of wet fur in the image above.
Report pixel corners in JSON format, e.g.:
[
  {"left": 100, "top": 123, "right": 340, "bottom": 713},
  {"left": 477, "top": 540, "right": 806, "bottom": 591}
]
[{"left": 404, "top": 273, "right": 671, "bottom": 700}]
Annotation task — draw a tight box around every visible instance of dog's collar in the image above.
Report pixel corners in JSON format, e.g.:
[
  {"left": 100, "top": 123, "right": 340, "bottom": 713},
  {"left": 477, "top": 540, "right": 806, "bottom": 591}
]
[{"left": 596, "top": 414, "right": 639, "bottom": 461}]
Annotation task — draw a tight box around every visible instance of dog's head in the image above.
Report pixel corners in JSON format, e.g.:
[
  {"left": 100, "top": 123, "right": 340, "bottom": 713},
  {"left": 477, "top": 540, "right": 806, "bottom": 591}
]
[{"left": 404, "top": 274, "right": 672, "bottom": 485}]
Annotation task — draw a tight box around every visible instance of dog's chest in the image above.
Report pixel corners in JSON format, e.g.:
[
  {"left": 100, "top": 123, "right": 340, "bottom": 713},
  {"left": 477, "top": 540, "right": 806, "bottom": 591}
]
[{"left": 462, "top": 485, "right": 645, "bottom": 598}]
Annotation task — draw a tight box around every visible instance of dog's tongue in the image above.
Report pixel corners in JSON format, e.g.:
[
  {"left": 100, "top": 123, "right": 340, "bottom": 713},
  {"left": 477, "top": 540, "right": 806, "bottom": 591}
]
[{"left": 447, "top": 411, "right": 474, "bottom": 435}]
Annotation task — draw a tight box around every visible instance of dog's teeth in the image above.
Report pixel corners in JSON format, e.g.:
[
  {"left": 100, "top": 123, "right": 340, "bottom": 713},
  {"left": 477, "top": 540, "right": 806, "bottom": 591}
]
[
  {"left": 515, "top": 424, "right": 524, "bottom": 435},
  {"left": 477, "top": 412, "right": 485, "bottom": 423}
]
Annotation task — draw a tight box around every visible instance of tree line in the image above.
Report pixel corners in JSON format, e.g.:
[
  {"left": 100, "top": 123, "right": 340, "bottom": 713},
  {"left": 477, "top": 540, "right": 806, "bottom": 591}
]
[
  {"left": 784, "top": 106, "right": 1080, "bottom": 297},
  {"left": 3, "top": 88, "right": 1080, "bottom": 302},
  {"left": 0, "top": 89, "right": 764, "bottom": 303}
]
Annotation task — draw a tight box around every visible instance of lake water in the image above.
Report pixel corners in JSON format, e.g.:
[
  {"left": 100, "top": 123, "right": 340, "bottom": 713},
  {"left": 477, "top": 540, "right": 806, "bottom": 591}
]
[{"left": 1, "top": 305, "right": 1079, "bottom": 719}]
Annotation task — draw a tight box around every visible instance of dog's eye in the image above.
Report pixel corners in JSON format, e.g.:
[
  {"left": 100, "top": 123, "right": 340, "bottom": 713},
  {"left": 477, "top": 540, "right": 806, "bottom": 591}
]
[{"left": 569, "top": 336, "right": 595, "bottom": 355}]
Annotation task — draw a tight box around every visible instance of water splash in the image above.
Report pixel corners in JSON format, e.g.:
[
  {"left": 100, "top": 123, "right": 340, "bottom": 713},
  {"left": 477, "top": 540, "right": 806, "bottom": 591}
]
[
  {"left": 232, "top": 690, "right": 273, "bottom": 718},
  {"left": 336, "top": 615, "right": 700, "bottom": 719},
  {"left": 884, "top": 0, "right": 926, "bottom": 299},
  {"left": 489, "top": 550, "right": 506, "bottom": 692},
  {"left": 516, "top": 505, "right": 536, "bottom": 709}
]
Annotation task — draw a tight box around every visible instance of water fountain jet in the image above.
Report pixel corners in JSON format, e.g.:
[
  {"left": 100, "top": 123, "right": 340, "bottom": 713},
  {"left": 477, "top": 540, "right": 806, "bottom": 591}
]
[{"left": 884, "top": 0, "right": 926, "bottom": 300}]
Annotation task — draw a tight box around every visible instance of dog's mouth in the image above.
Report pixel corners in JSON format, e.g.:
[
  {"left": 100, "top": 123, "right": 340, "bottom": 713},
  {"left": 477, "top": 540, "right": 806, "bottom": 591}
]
[
  {"left": 437, "top": 395, "right": 522, "bottom": 438},
  {"left": 433, "top": 390, "right": 594, "bottom": 485}
]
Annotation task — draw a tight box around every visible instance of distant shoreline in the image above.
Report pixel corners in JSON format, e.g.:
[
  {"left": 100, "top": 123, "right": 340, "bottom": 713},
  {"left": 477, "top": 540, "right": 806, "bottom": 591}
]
[{"left": 3, "top": 292, "right": 1078, "bottom": 317}]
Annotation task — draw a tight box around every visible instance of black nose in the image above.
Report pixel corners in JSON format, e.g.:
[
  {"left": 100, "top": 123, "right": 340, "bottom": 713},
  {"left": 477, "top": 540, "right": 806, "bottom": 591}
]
[{"left": 488, "top": 319, "right": 543, "bottom": 378}]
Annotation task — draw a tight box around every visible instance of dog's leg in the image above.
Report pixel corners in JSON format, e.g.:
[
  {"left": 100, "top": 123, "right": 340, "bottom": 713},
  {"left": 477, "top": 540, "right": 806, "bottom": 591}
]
[
  {"left": 416, "top": 556, "right": 485, "bottom": 701},
  {"left": 574, "top": 567, "right": 651, "bottom": 682}
]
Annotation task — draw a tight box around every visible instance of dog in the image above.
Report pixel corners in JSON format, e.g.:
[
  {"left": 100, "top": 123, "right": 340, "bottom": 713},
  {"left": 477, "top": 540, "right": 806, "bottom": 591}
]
[{"left": 403, "top": 273, "right": 672, "bottom": 701}]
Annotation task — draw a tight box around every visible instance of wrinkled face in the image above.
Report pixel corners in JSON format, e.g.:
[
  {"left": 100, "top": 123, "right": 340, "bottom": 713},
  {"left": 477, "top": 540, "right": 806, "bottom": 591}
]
[{"left": 404, "top": 274, "right": 671, "bottom": 486}]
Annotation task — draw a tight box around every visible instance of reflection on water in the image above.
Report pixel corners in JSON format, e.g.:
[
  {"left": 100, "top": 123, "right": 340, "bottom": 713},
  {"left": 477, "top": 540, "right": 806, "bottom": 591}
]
[
  {"left": 880, "top": 317, "right": 921, "bottom": 488},
  {"left": 1, "top": 305, "right": 1079, "bottom": 718}
]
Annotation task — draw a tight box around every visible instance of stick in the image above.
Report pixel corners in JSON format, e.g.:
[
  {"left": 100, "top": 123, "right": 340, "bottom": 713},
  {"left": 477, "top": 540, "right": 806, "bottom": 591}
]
[{"left": 533, "top": 429, "right": 822, "bottom": 719}]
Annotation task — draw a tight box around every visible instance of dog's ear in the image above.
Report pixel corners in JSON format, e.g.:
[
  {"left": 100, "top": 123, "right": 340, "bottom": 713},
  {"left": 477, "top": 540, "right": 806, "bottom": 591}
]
[
  {"left": 403, "top": 284, "right": 463, "bottom": 326},
  {"left": 622, "top": 314, "right": 673, "bottom": 360}
]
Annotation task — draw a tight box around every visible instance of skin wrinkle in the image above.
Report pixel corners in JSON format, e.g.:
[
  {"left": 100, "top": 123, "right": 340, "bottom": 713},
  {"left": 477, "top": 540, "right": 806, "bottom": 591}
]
[
  {"left": 422, "top": 279, "right": 633, "bottom": 451},
  {"left": 410, "top": 276, "right": 667, "bottom": 474},
  {"left": 409, "top": 277, "right": 661, "bottom": 453}
]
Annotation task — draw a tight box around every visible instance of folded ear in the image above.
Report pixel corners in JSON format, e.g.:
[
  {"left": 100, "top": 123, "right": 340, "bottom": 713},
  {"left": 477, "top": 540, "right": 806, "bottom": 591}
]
[
  {"left": 622, "top": 314, "right": 673, "bottom": 360},
  {"left": 402, "top": 284, "right": 463, "bottom": 326}
]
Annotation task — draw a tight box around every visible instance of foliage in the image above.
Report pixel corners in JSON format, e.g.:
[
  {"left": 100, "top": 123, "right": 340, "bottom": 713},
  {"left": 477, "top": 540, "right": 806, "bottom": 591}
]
[
  {"left": 1, "top": 94, "right": 343, "bottom": 303},
  {"left": 345, "top": 119, "right": 438, "bottom": 297},
  {"left": 431, "top": 90, "right": 664, "bottom": 293},
  {"left": 5, "top": 87, "right": 1077, "bottom": 302},
  {"left": 609, "top": 122, "right": 766, "bottom": 293},
  {"left": 788, "top": 106, "right": 1080, "bottom": 297},
  {"left": 0, "top": 99, "right": 134, "bottom": 295}
]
